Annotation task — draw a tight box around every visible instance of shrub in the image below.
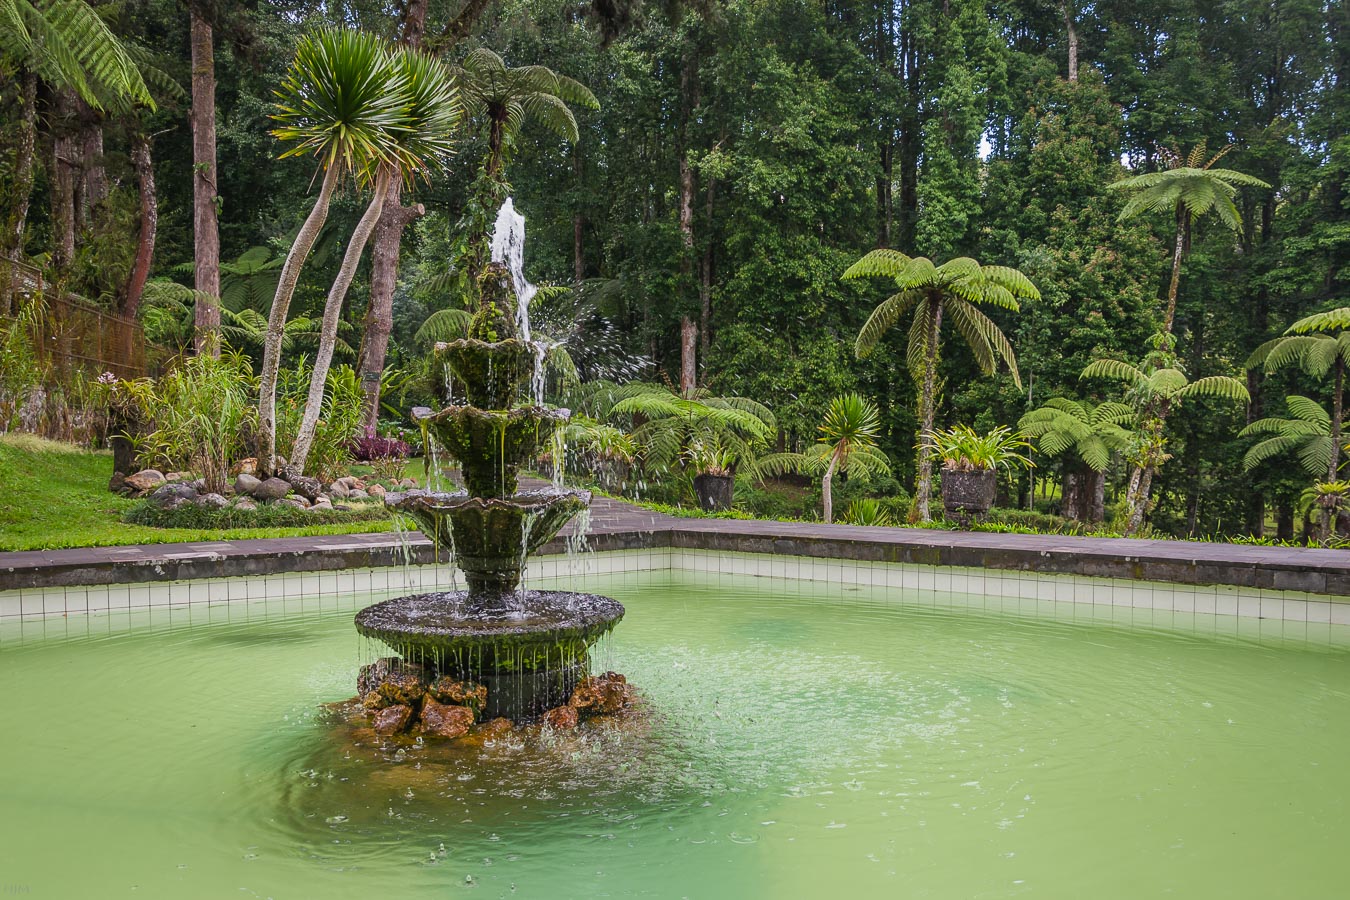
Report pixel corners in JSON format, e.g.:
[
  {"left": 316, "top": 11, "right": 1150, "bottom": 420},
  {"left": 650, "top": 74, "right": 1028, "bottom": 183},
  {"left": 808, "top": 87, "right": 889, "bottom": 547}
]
[
  {"left": 275, "top": 362, "right": 365, "bottom": 482},
  {"left": 131, "top": 351, "right": 256, "bottom": 494},
  {"left": 841, "top": 498, "right": 895, "bottom": 526},
  {"left": 123, "top": 499, "right": 388, "bottom": 529},
  {"left": 352, "top": 429, "right": 411, "bottom": 462}
]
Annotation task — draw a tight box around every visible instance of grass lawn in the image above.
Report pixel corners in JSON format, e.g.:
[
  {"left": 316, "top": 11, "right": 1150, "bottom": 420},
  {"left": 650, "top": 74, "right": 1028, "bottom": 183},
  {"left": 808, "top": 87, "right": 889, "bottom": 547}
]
[{"left": 0, "top": 434, "right": 396, "bottom": 552}]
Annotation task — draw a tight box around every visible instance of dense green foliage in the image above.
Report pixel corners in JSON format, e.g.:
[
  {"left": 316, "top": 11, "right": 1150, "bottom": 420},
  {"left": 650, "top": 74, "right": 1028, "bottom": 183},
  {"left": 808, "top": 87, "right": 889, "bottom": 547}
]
[{"left": 1, "top": 0, "right": 1345, "bottom": 539}]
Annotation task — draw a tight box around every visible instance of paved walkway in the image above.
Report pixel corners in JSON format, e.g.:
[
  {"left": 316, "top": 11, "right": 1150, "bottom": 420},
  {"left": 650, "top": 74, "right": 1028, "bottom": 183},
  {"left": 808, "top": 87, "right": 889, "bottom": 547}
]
[{"left": 3, "top": 488, "right": 1348, "bottom": 595}]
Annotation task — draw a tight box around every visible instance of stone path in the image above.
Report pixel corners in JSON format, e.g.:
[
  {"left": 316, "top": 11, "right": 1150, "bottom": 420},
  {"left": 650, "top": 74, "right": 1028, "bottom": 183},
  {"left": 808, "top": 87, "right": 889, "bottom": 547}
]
[{"left": 2, "top": 487, "right": 1348, "bottom": 595}]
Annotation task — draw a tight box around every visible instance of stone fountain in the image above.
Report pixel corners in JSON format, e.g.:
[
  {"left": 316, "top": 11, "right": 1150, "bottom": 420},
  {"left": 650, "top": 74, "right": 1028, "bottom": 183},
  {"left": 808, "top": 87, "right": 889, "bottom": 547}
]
[{"left": 352, "top": 202, "right": 626, "bottom": 726}]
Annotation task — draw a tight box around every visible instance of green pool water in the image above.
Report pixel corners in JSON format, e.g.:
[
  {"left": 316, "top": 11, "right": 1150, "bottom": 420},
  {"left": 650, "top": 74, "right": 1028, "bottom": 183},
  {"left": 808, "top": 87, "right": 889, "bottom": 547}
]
[{"left": 2, "top": 571, "right": 1348, "bottom": 899}]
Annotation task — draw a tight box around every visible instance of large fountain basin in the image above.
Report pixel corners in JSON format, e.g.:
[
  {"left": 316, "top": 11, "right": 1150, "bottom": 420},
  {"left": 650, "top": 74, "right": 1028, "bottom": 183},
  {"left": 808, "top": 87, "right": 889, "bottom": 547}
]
[{"left": 354, "top": 589, "right": 625, "bottom": 718}]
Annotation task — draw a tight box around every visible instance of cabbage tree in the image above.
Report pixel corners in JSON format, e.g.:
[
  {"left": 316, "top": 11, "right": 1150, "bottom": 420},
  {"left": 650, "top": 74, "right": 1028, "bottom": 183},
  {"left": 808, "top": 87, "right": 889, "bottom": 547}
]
[
  {"left": 257, "top": 27, "right": 410, "bottom": 475},
  {"left": 761, "top": 394, "right": 891, "bottom": 524}
]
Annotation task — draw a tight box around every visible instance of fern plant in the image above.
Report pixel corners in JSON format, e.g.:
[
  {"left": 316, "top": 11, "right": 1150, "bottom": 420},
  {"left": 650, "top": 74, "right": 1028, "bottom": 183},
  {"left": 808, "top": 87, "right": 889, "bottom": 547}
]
[
  {"left": 1081, "top": 353, "right": 1248, "bottom": 534},
  {"left": 845, "top": 251, "right": 1037, "bottom": 522},
  {"left": 1108, "top": 142, "right": 1269, "bottom": 336},
  {"left": 609, "top": 385, "right": 775, "bottom": 480},
  {"left": 1018, "top": 398, "right": 1135, "bottom": 524},
  {"left": 1239, "top": 395, "right": 1335, "bottom": 478}
]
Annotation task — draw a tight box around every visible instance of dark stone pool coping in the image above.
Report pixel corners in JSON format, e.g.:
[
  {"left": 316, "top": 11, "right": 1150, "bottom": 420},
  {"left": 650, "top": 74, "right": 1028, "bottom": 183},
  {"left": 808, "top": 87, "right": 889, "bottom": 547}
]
[{"left": 3, "top": 493, "right": 1348, "bottom": 596}]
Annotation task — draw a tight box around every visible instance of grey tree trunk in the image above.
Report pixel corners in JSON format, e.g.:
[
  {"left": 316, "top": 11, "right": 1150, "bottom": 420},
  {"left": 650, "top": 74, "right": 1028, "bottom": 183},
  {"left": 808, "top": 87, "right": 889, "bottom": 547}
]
[
  {"left": 289, "top": 170, "right": 392, "bottom": 473},
  {"left": 821, "top": 451, "right": 839, "bottom": 524},
  {"left": 1062, "top": 3, "right": 1079, "bottom": 82},
  {"left": 680, "top": 316, "right": 697, "bottom": 398},
  {"left": 257, "top": 164, "right": 342, "bottom": 475},
  {"left": 50, "top": 92, "right": 79, "bottom": 271},
  {"left": 357, "top": 185, "right": 423, "bottom": 430},
  {"left": 1162, "top": 210, "right": 1189, "bottom": 336},
  {"left": 915, "top": 297, "right": 944, "bottom": 522},
  {"left": 191, "top": 8, "right": 221, "bottom": 356}
]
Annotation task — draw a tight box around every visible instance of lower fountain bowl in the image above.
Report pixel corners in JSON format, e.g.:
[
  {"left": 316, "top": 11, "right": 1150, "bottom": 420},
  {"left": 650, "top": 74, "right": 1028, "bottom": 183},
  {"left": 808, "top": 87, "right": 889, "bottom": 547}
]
[{"left": 354, "top": 590, "right": 625, "bottom": 720}]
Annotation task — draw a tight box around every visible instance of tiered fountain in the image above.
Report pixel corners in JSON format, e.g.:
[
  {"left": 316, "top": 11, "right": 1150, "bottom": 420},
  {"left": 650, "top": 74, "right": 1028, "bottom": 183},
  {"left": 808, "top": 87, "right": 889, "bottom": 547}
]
[{"left": 353, "top": 203, "right": 626, "bottom": 724}]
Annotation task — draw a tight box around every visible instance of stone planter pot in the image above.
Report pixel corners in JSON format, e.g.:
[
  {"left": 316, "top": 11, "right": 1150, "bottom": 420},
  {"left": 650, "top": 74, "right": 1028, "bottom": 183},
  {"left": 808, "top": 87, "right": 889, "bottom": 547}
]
[
  {"left": 941, "top": 468, "right": 996, "bottom": 523},
  {"left": 693, "top": 473, "right": 734, "bottom": 511}
]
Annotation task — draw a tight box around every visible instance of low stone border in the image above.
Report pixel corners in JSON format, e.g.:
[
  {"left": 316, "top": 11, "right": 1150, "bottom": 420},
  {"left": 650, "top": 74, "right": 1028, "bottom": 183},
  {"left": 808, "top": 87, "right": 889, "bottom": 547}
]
[{"left": 2, "top": 498, "right": 1348, "bottom": 595}]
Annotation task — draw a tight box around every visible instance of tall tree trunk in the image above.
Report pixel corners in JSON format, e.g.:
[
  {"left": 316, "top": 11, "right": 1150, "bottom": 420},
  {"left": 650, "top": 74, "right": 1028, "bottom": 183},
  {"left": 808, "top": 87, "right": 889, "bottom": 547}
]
[
  {"left": 122, "top": 132, "right": 157, "bottom": 323},
  {"left": 822, "top": 451, "right": 839, "bottom": 524},
  {"left": 79, "top": 118, "right": 106, "bottom": 228},
  {"left": 191, "top": 7, "right": 221, "bottom": 356},
  {"left": 1162, "top": 208, "right": 1189, "bottom": 336},
  {"left": 357, "top": 189, "right": 423, "bottom": 430},
  {"left": 290, "top": 170, "right": 392, "bottom": 474},
  {"left": 1322, "top": 358, "right": 1344, "bottom": 539},
  {"left": 1089, "top": 469, "right": 1106, "bottom": 524},
  {"left": 257, "top": 164, "right": 342, "bottom": 475},
  {"left": 354, "top": 0, "right": 430, "bottom": 430},
  {"left": 1062, "top": 2, "right": 1079, "bottom": 83},
  {"left": 1, "top": 71, "right": 38, "bottom": 315},
  {"left": 50, "top": 91, "right": 79, "bottom": 271},
  {"left": 679, "top": 316, "right": 697, "bottom": 398},
  {"left": 1062, "top": 470, "right": 1082, "bottom": 521},
  {"left": 573, "top": 145, "right": 585, "bottom": 285},
  {"left": 699, "top": 171, "right": 715, "bottom": 374},
  {"left": 677, "top": 48, "right": 699, "bottom": 396},
  {"left": 916, "top": 297, "right": 944, "bottom": 522}
]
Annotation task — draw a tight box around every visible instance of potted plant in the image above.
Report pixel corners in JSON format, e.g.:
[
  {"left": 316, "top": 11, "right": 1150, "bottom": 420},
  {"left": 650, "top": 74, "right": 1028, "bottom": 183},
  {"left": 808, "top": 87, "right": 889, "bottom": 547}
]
[
  {"left": 685, "top": 438, "right": 738, "bottom": 511},
  {"left": 930, "top": 425, "right": 1032, "bottom": 524}
]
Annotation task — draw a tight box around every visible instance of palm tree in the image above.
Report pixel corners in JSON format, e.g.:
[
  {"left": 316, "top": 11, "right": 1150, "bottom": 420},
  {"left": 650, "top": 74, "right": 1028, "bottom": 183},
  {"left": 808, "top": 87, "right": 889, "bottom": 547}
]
[
  {"left": 255, "top": 27, "right": 410, "bottom": 475},
  {"left": 288, "top": 47, "right": 459, "bottom": 475},
  {"left": 1247, "top": 306, "right": 1350, "bottom": 484},
  {"left": 1081, "top": 355, "right": 1249, "bottom": 534},
  {"left": 1107, "top": 142, "right": 1269, "bottom": 336},
  {"left": 450, "top": 49, "right": 598, "bottom": 288},
  {"left": 1018, "top": 398, "right": 1135, "bottom": 523},
  {"left": 1239, "top": 395, "right": 1336, "bottom": 479},
  {"left": 845, "top": 251, "right": 1038, "bottom": 521},
  {"left": 761, "top": 394, "right": 891, "bottom": 524},
  {"left": 457, "top": 48, "right": 598, "bottom": 185},
  {"left": 0, "top": 0, "right": 152, "bottom": 310}
]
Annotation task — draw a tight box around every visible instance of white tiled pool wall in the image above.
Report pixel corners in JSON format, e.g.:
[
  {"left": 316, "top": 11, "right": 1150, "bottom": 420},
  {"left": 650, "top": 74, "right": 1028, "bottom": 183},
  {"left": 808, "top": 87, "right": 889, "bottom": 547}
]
[{"left": 1, "top": 547, "right": 1347, "bottom": 628}]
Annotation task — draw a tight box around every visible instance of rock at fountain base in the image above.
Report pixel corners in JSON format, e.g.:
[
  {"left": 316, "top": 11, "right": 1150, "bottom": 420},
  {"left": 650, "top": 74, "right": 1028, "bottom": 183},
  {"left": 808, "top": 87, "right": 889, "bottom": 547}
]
[
  {"left": 428, "top": 677, "right": 487, "bottom": 711},
  {"left": 569, "top": 672, "right": 634, "bottom": 715},
  {"left": 421, "top": 698, "right": 475, "bottom": 738},
  {"left": 543, "top": 705, "right": 578, "bottom": 730},
  {"left": 373, "top": 704, "right": 414, "bottom": 735}
]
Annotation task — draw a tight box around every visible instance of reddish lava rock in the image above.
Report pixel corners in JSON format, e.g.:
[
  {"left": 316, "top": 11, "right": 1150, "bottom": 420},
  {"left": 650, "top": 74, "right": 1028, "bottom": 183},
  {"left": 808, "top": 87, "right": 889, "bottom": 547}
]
[
  {"left": 477, "top": 717, "right": 514, "bottom": 738},
  {"left": 543, "top": 705, "right": 579, "bottom": 730},
  {"left": 373, "top": 704, "right": 414, "bottom": 735},
  {"left": 358, "top": 658, "right": 430, "bottom": 706},
  {"left": 421, "top": 698, "right": 475, "bottom": 739},
  {"left": 428, "top": 677, "right": 488, "bottom": 710},
  {"left": 569, "top": 672, "right": 634, "bottom": 715}
]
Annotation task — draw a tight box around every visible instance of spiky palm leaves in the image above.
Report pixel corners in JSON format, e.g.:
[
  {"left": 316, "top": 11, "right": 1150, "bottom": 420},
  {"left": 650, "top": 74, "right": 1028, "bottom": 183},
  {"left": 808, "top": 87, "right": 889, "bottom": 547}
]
[
  {"left": 761, "top": 394, "right": 890, "bottom": 523},
  {"left": 610, "top": 386, "right": 775, "bottom": 482},
  {"left": 288, "top": 46, "right": 460, "bottom": 474},
  {"left": 845, "top": 250, "right": 1037, "bottom": 522},
  {"left": 1081, "top": 357, "right": 1249, "bottom": 534},
  {"left": 1240, "top": 396, "right": 1335, "bottom": 478},
  {"left": 1107, "top": 143, "right": 1269, "bottom": 335}
]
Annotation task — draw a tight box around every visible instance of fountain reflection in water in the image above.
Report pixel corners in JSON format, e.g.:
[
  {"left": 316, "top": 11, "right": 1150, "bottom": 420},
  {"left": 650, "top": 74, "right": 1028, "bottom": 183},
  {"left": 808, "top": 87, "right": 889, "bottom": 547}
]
[{"left": 352, "top": 200, "right": 629, "bottom": 728}]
